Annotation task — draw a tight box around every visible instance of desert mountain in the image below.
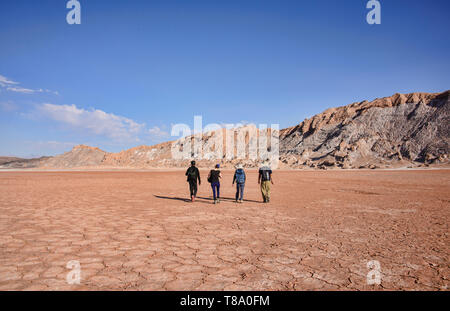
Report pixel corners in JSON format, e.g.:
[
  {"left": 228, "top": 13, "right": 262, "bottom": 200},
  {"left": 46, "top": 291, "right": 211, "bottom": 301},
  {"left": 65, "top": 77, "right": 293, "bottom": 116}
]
[
  {"left": 280, "top": 91, "right": 449, "bottom": 169},
  {"left": 0, "top": 157, "right": 22, "bottom": 165},
  {"left": 2, "top": 90, "right": 449, "bottom": 169},
  {"left": 0, "top": 156, "right": 51, "bottom": 168},
  {"left": 41, "top": 145, "right": 107, "bottom": 168}
]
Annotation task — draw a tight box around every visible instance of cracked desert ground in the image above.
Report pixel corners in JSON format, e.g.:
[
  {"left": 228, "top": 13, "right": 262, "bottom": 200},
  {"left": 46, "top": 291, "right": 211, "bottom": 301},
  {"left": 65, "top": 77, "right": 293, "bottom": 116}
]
[{"left": 0, "top": 169, "right": 448, "bottom": 291}]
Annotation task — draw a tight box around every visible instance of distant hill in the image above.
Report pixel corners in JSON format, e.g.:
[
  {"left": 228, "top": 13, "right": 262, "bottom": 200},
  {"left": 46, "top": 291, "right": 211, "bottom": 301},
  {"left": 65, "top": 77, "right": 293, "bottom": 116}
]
[
  {"left": 1, "top": 90, "right": 449, "bottom": 170},
  {"left": 0, "top": 157, "right": 22, "bottom": 165},
  {"left": 0, "top": 156, "right": 51, "bottom": 169}
]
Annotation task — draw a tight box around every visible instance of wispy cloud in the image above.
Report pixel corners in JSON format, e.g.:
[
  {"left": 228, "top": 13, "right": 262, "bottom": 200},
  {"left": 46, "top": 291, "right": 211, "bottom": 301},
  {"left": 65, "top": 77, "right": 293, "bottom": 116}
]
[
  {"left": 6, "top": 86, "right": 36, "bottom": 94},
  {"left": 0, "top": 74, "right": 19, "bottom": 86},
  {"left": 148, "top": 126, "right": 169, "bottom": 139},
  {"left": 6, "top": 86, "right": 59, "bottom": 95},
  {"left": 38, "top": 103, "right": 145, "bottom": 142},
  {"left": 0, "top": 74, "right": 58, "bottom": 95}
]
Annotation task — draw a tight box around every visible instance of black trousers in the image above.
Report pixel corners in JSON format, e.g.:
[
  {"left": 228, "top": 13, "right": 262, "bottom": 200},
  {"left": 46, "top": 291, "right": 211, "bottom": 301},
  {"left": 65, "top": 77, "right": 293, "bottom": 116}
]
[{"left": 188, "top": 180, "right": 198, "bottom": 197}]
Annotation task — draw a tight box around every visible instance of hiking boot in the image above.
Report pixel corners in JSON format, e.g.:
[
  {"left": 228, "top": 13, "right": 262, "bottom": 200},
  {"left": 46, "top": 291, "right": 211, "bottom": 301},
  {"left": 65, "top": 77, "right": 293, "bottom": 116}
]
[
  {"left": 213, "top": 199, "right": 217, "bottom": 204},
  {"left": 217, "top": 199, "right": 220, "bottom": 203}
]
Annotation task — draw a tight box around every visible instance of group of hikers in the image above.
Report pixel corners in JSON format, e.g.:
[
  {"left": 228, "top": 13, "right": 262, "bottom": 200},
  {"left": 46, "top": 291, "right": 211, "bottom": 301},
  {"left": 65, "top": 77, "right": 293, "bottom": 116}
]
[{"left": 185, "top": 160, "right": 274, "bottom": 204}]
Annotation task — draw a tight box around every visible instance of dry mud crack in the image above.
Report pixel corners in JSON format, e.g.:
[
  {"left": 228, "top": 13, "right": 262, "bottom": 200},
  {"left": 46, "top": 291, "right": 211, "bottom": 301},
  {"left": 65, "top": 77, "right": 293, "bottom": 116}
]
[{"left": 0, "top": 170, "right": 448, "bottom": 290}]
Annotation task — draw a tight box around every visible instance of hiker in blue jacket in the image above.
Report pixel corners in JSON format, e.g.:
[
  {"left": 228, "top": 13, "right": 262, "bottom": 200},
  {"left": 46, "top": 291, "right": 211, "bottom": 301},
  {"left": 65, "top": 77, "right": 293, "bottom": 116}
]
[{"left": 232, "top": 164, "right": 246, "bottom": 203}]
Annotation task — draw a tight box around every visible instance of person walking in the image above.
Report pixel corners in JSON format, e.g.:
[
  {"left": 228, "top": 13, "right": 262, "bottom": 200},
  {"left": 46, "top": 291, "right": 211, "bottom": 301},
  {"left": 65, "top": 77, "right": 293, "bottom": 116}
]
[
  {"left": 232, "top": 164, "right": 246, "bottom": 203},
  {"left": 185, "top": 160, "right": 201, "bottom": 202},
  {"left": 207, "top": 164, "right": 222, "bottom": 204},
  {"left": 258, "top": 161, "right": 273, "bottom": 203}
]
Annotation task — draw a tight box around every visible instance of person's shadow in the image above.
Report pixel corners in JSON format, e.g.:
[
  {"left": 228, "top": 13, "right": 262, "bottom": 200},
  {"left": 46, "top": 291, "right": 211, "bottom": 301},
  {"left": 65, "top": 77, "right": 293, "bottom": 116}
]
[
  {"left": 154, "top": 195, "right": 211, "bottom": 203},
  {"left": 154, "top": 195, "right": 261, "bottom": 204},
  {"left": 153, "top": 195, "right": 191, "bottom": 202},
  {"left": 196, "top": 196, "right": 262, "bottom": 203}
]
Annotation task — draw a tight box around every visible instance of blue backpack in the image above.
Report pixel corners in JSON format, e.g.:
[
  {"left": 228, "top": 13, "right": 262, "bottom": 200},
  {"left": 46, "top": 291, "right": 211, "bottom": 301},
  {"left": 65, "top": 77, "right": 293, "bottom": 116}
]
[{"left": 235, "top": 169, "right": 245, "bottom": 184}]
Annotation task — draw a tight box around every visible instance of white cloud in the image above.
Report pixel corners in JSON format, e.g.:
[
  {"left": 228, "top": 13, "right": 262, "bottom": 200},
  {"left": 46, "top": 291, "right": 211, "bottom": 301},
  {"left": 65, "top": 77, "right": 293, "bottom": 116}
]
[
  {"left": 0, "top": 73, "right": 58, "bottom": 95},
  {"left": 46, "top": 89, "right": 59, "bottom": 95},
  {"left": 0, "top": 74, "right": 19, "bottom": 86},
  {"left": 6, "top": 86, "right": 36, "bottom": 94},
  {"left": 148, "top": 126, "right": 169, "bottom": 138},
  {"left": 38, "top": 103, "right": 145, "bottom": 142},
  {"left": 6, "top": 86, "right": 59, "bottom": 95}
]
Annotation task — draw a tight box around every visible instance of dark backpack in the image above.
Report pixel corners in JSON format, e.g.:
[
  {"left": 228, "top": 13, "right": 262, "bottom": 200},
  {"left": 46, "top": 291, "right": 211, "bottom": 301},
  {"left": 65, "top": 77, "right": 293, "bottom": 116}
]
[
  {"left": 187, "top": 167, "right": 197, "bottom": 180},
  {"left": 208, "top": 170, "right": 220, "bottom": 183},
  {"left": 207, "top": 170, "right": 212, "bottom": 183},
  {"left": 235, "top": 169, "right": 245, "bottom": 184}
]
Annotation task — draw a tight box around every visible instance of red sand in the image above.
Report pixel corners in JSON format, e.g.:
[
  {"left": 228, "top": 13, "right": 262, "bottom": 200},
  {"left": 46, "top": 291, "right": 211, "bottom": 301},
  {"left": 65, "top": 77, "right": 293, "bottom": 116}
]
[{"left": 0, "top": 169, "right": 448, "bottom": 290}]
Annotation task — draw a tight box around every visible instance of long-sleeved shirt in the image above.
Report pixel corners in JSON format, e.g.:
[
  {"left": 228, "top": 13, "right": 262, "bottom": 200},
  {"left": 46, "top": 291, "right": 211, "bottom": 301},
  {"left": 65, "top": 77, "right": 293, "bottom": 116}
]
[{"left": 185, "top": 166, "right": 201, "bottom": 183}]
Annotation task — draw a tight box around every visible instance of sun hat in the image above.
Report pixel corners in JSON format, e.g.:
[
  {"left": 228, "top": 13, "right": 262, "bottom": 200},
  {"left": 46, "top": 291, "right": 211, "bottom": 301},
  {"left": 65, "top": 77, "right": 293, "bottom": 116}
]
[{"left": 261, "top": 159, "right": 271, "bottom": 168}]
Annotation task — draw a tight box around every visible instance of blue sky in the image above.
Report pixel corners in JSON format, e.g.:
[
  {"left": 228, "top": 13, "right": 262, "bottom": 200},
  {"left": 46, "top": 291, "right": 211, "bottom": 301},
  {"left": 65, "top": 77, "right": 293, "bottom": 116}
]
[{"left": 1, "top": 0, "right": 449, "bottom": 157}]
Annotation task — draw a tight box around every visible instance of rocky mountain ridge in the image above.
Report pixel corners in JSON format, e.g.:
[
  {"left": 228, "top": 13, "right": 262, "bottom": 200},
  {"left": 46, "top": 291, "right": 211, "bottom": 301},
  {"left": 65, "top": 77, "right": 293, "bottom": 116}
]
[{"left": 1, "top": 90, "right": 448, "bottom": 170}]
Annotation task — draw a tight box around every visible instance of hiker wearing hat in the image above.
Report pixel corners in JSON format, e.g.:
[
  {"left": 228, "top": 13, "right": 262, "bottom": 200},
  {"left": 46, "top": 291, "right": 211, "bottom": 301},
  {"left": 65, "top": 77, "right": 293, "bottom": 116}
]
[
  {"left": 185, "top": 160, "right": 201, "bottom": 202},
  {"left": 258, "top": 160, "right": 274, "bottom": 203},
  {"left": 232, "top": 164, "right": 246, "bottom": 203},
  {"left": 207, "top": 164, "right": 222, "bottom": 204}
]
